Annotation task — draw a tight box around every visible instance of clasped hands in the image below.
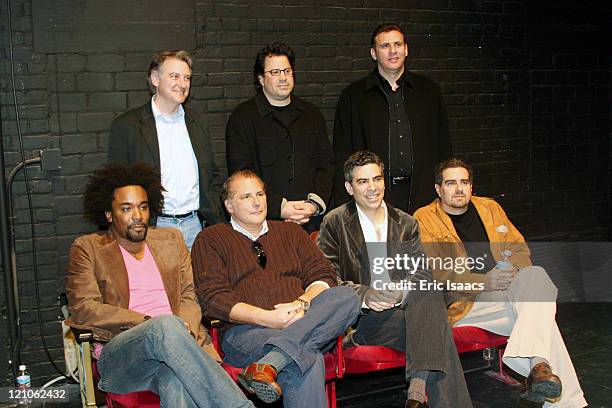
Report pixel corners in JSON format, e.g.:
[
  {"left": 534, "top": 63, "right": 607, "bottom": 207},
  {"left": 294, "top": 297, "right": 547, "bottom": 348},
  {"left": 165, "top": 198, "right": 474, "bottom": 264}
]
[
  {"left": 364, "top": 288, "right": 404, "bottom": 312},
  {"left": 281, "top": 200, "right": 318, "bottom": 225},
  {"left": 261, "top": 300, "right": 306, "bottom": 329}
]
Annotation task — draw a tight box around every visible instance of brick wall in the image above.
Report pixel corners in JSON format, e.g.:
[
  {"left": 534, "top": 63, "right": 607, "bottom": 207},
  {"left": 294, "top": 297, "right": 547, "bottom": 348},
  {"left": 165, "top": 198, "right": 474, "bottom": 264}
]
[{"left": 0, "top": 0, "right": 610, "bottom": 381}]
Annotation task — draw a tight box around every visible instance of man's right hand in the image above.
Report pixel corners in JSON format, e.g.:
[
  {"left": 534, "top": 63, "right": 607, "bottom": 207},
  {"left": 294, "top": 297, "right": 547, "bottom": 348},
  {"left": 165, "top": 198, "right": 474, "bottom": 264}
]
[
  {"left": 259, "top": 306, "right": 303, "bottom": 329},
  {"left": 364, "top": 288, "right": 403, "bottom": 312},
  {"left": 484, "top": 267, "right": 516, "bottom": 291},
  {"left": 281, "top": 201, "right": 314, "bottom": 225}
]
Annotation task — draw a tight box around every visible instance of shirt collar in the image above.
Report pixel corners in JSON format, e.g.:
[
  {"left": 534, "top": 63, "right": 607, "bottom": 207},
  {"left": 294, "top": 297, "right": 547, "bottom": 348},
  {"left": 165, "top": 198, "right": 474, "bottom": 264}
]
[
  {"left": 230, "top": 218, "right": 269, "bottom": 241},
  {"left": 355, "top": 201, "right": 388, "bottom": 242},
  {"left": 151, "top": 96, "right": 185, "bottom": 123}
]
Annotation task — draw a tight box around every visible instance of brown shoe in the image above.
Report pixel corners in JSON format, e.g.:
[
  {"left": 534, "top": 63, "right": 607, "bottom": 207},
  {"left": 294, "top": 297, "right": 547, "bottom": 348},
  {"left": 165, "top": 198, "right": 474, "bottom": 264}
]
[
  {"left": 522, "top": 362, "right": 562, "bottom": 403},
  {"left": 237, "top": 363, "right": 282, "bottom": 403}
]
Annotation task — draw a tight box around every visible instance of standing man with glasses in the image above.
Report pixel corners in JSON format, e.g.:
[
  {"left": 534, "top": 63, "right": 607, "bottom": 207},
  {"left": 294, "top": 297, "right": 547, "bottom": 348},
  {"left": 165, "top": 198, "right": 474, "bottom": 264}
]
[
  {"left": 109, "top": 50, "right": 223, "bottom": 250},
  {"left": 192, "top": 170, "right": 359, "bottom": 408},
  {"left": 225, "top": 43, "right": 334, "bottom": 232},
  {"left": 332, "top": 23, "right": 451, "bottom": 214}
]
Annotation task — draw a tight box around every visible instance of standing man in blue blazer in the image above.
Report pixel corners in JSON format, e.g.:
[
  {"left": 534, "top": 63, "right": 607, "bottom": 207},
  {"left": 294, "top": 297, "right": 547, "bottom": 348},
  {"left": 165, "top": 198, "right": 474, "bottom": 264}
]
[{"left": 109, "top": 50, "right": 223, "bottom": 250}]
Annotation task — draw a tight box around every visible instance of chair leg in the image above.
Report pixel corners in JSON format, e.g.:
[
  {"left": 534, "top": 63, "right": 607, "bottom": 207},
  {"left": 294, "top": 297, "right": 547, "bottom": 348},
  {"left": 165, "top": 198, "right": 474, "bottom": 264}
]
[
  {"left": 483, "top": 346, "right": 521, "bottom": 386},
  {"left": 326, "top": 381, "right": 337, "bottom": 408},
  {"left": 76, "top": 334, "right": 99, "bottom": 407}
]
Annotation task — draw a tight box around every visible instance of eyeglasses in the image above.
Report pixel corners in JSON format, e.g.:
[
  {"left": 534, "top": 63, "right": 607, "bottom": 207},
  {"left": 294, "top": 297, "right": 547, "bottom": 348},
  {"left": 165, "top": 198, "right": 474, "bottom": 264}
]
[
  {"left": 264, "top": 68, "right": 293, "bottom": 76},
  {"left": 252, "top": 241, "right": 267, "bottom": 269}
]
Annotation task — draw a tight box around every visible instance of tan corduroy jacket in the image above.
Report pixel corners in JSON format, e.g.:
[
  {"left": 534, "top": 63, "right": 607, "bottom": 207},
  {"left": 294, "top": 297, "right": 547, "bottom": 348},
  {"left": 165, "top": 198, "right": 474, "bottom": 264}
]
[
  {"left": 66, "top": 227, "right": 220, "bottom": 361},
  {"left": 414, "top": 196, "right": 532, "bottom": 323}
]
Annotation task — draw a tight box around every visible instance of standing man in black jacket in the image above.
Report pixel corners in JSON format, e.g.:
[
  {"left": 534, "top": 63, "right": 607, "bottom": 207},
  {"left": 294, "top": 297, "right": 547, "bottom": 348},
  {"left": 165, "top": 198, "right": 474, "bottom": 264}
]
[
  {"left": 333, "top": 23, "right": 451, "bottom": 214},
  {"left": 109, "top": 50, "right": 223, "bottom": 250},
  {"left": 226, "top": 43, "right": 334, "bottom": 231}
]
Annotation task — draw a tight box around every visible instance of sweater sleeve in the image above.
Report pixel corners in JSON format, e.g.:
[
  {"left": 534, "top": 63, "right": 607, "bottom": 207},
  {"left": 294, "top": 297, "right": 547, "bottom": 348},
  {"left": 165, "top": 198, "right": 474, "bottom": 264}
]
[{"left": 192, "top": 230, "right": 243, "bottom": 322}]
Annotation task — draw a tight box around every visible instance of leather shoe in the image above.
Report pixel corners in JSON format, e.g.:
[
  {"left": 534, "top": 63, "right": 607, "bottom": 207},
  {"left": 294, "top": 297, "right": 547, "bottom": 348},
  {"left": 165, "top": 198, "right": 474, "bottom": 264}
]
[
  {"left": 405, "top": 399, "right": 427, "bottom": 408},
  {"left": 521, "top": 362, "right": 562, "bottom": 404},
  {"left": 237, "top": 363, "right": 282, "bottom": 403}
]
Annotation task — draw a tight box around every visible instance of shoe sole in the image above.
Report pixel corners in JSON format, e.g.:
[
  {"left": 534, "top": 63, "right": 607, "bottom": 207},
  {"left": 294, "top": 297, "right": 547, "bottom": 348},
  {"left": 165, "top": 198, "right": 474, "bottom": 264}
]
[
  {"left": 251, "top": 380, "right": 281, "bottom": 403},
  {"left": 524, "top": 380, "right": 562, "bottom": 403},
  {"left": 236, "top": 373, "right": 281, "bottom": 404}
]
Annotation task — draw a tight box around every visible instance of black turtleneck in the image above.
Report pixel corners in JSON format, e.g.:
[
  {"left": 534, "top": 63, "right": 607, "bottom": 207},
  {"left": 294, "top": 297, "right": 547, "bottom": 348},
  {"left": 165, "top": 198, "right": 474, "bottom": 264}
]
[{"left": 447, "top": 202, "right": 497, "bottom": 273}]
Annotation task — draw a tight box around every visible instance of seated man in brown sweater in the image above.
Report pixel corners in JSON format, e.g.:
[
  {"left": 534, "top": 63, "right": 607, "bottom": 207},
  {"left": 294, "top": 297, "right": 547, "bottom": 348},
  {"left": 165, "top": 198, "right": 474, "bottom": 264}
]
[{"left": 192, "top": 170, "right": 360, "bottom": 408}]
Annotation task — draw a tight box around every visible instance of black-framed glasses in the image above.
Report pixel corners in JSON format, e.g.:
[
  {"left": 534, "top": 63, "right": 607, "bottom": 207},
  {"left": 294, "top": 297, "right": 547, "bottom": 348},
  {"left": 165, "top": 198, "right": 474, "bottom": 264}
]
[
  {"left": 252, "top": 241, "right": 267, "bottom": 269},
  {"left": 264, "top": 68, "right": 293, "bottom": 76}
]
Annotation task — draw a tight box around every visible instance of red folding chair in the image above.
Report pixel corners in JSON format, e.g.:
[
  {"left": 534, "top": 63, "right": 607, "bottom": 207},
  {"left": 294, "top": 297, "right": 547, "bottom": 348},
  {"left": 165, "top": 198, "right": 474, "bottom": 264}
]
[
  {"left": 341, "top": 328, "right": 515, "bottom": 384},
  {"left": 209, "top": 321, "right": 344, "bottom": 408}
]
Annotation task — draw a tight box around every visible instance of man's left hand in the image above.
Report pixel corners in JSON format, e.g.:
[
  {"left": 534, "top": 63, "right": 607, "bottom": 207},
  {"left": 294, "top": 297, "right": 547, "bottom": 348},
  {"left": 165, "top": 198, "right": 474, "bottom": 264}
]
[{"left": 273, "top": 301, "right": 304, "bottom": 325}]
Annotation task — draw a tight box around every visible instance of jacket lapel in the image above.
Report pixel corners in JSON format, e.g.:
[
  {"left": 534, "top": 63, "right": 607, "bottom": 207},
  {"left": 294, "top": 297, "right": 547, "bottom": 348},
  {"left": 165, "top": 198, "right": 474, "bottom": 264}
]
[
  {"left": 146, "top": 231, "right": 179, "bottom": 313},
  {"left": 98, "top": 234, "right": 130, "bottom": 309},
  {"left": 345, "top": 202, "right": 371, "bottom": 279},
  {"left": 139, "top": 102, "right": 161, "bottom": 167}
]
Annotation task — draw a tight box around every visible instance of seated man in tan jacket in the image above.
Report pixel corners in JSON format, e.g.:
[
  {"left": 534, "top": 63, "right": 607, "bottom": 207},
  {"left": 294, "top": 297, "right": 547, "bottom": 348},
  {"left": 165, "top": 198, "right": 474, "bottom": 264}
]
[
  {"left": 414, "top": 158, "right": 586, "bottom": 408},
  {"left": 66, "top": 162, "right": 253, "bottom": 408}
]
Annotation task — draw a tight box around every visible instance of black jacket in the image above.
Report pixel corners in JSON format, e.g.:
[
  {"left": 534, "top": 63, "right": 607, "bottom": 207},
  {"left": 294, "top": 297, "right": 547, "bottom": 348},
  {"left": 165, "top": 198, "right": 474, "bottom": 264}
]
[
  {"left": 226, "top": 92, "right": 334, "bottom": 220},
  {"left": 333, "top": 69, "right": 451, "bottom": 213},
  {"left": 108, "top": 102, "right": 223, "bottom": 225}
]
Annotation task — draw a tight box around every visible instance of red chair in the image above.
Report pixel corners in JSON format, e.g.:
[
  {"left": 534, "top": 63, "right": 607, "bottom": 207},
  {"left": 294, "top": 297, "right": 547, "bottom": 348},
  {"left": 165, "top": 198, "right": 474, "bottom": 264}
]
[
  {"left": 453, "top": 326, "right": 519, "bottom": 385},
  {"left": 209, "top": 322, "right": 344, "bottom": 408},
  {"left": 341, "top": 328, "right": 516, "bottom": 384},
  {"left": 92, "top": 362, "right": 160, "bottom": 408}
]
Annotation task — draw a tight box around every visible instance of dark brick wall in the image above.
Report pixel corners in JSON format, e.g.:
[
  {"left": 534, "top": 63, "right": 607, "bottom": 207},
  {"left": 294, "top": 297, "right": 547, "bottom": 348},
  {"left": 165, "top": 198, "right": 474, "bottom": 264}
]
[{"left": 0, "top": 0, "right": 610, "bottom": 381}]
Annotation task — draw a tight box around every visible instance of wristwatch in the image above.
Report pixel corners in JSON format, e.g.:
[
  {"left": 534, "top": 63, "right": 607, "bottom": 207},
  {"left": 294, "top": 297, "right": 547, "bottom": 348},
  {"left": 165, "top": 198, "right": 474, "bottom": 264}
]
[
  {"left": 304, "top": 199, "right": 322, "bottom": 216},
  {"left": 298, "top": 298, "right": 310, "bottom": 312}
]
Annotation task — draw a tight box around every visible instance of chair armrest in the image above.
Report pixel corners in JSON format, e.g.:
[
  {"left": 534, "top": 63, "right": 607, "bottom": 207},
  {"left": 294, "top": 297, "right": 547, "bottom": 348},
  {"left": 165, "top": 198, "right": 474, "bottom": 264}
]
[{"left": 202, "top": 317, "right": 223, "bottom": 356}]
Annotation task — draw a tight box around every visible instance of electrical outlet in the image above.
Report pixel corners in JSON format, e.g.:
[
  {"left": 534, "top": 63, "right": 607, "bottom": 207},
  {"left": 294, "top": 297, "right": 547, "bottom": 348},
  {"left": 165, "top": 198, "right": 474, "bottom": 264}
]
[{"left": 39, "top": 149, "right": 61, "bottom": 171}]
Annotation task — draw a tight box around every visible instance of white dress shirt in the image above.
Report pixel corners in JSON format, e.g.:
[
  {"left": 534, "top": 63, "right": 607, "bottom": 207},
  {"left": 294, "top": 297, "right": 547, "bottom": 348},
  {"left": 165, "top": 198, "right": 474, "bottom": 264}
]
[{"left": 152, "top": 98, "right": 200, "bottom": 215}]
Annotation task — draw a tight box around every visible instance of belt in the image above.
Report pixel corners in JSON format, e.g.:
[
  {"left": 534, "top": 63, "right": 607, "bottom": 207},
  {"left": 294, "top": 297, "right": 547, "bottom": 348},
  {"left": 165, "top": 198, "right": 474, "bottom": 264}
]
[
  {"left": 159, "top": 211, "right": 198, "bottom": 219},
  {"left": 391, "top": 175, "right": 411, "bottom": 185}
]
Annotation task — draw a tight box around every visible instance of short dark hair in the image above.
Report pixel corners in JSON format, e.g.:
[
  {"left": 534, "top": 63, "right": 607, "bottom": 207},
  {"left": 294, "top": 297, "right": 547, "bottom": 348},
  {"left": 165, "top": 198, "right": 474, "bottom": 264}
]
[
  {"left": 83, "top": 163, "right": 164, "bottom": 230},
  {"left": 344, "top": 150, "right": 385, "bottom": 182},
  {"left": 371, "top": 23, "right": 406, "bottom": 48},
  {"left": 222, "top": 169, "right": 265, "bottom": 201},
  {"left": 147, "top": 50, "right": 193, "bottom": 89},
  {"left": 434, "top": 158, "right": 473, "bottom": 185},
  {"left": 253, "top": 42, "right": 296, "bottom": 91}
]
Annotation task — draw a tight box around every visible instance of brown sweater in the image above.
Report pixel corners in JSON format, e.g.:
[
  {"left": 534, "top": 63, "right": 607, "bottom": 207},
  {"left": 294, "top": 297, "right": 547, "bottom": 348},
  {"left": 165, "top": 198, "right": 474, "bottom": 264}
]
[{"left": 192, "top": 221, "right": 337, "bottom": 323}]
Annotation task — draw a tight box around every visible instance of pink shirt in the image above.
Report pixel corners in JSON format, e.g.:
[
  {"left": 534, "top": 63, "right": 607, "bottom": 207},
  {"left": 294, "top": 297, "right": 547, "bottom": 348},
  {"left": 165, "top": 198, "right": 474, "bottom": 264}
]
[
  {"left": 94, "top": 244, "right": 172, "bottom": 358},
  {"left": 121, "top": 244, "right": 172, "bottom": 317}
]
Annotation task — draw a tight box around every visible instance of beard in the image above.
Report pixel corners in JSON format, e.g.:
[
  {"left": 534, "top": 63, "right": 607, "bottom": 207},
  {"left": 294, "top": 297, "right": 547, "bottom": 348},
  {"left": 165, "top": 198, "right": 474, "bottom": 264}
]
[{"left": 126, "top": 223, "right": 148, "bottom": 242}]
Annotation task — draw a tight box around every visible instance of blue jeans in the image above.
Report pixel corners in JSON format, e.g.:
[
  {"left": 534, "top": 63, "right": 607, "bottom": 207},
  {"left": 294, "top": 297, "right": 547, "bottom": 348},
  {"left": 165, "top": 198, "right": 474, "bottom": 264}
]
[
  {"left": 222, "top": 286, "right": 360, "bottom": 408},
  {"left": 156, "top": 212, "right": 202, "bottom": 251},
  {"left": 97, "top": 315, "right": 254, "bottom": 408}
]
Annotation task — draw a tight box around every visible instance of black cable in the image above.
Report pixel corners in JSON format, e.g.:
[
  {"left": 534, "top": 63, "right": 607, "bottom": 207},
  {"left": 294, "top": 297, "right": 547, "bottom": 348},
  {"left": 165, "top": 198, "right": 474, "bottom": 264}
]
[{"left": 6, "top": 0, "right": 66, "bottom": 378}]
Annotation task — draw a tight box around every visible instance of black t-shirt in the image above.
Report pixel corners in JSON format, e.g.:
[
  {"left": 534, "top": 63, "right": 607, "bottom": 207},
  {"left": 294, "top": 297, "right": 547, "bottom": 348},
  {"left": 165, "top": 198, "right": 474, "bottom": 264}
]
[
  {"left": 447, "top": 202, "right": 497, "bottom": 273},
  {"left": 271, "top": 101, "right": 298, "bottom": 130}
]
